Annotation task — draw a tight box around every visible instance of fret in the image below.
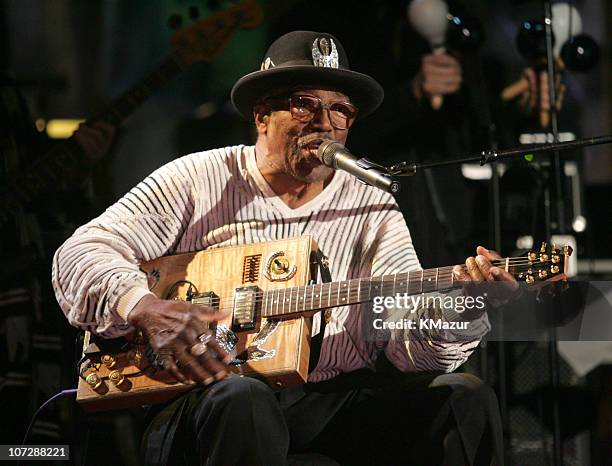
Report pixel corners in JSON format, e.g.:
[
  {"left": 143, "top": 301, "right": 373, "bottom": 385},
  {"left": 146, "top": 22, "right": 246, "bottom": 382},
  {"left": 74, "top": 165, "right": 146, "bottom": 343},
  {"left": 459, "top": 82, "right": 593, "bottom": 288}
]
[
  {"left": 371, "top": 276, "right": 383, "bottom": 297},
  {"left": 420, "top": 270, "right": 424, "bottom": 293},
  {"left": 309, "top": 285, "right": 315, "bottom": 311},
  {"left": 319, "top": 285, "right": 323, "bottom": 309},
  {"left": 358, "top": 277, "right": 363, "bottom": 302},
  {"left": 393, "top": 274, "right": 397, "bottom": 297},
  {"left": 339, "top": 280, "right": 347, "bottom": 305},
  {"left": 274, "top": 288, "right": 280, "bottom": 316},
  {"left": 435, "top": 268, "right": 439, "bottom": 290},
  {"left": 288, "top": 286, "right": 293, "bottom": 313}
]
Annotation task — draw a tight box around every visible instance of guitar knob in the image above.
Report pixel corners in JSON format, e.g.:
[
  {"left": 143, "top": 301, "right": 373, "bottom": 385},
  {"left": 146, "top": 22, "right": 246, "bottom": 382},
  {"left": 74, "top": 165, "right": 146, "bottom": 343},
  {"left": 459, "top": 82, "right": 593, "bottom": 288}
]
[
  {"left": 101, "top": 354, "right": 116, "bottom": 368},
  {"left": 86, "top": 372, "right": 103, "bottom": 390},
  {"left": 109, "top": 370, "right": 126, "bottom": 387}
]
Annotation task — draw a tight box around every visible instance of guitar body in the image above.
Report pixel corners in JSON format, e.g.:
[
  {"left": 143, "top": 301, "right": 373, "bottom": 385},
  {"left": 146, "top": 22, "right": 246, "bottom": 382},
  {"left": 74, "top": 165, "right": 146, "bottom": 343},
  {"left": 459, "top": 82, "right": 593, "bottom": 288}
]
[{"left": 77, "top": 236, "right": 319, "bottom": 411}]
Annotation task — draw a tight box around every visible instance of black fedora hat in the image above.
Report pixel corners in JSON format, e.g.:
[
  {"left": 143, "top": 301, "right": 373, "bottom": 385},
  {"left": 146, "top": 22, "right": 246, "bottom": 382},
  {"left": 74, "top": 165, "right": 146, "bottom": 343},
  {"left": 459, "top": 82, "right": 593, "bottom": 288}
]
[{"left": 231, "top": 30, "right": 384, "bottom": 120}]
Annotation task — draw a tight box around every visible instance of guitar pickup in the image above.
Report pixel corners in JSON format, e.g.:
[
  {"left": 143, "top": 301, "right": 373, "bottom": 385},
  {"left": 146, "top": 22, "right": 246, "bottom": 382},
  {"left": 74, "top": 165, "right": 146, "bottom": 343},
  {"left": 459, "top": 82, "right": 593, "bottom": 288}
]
[
  {"left": 189, "top": 291, "right": 218, "bottom": 309},
  {"left": 232, "top": 285, "right": 259, "bottom": 331}
]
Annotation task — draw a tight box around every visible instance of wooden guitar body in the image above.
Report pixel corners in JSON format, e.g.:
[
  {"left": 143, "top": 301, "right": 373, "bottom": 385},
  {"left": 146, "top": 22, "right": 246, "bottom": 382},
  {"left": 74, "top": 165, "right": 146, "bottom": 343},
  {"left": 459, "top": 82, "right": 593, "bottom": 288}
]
[{"left": 77, "top": 236, "right": 319, "bottom": 411}]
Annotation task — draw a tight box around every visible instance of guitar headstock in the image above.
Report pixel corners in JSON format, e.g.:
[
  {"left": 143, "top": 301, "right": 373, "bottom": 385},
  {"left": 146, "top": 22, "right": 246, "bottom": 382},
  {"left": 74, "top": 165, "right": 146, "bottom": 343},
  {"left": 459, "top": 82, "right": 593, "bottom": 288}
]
[
  {"left": 171, "top": 0, "right": 263, "bottom": 66},
  {"left": 509, "top": 241, "right": 573, "bottom": 284}
]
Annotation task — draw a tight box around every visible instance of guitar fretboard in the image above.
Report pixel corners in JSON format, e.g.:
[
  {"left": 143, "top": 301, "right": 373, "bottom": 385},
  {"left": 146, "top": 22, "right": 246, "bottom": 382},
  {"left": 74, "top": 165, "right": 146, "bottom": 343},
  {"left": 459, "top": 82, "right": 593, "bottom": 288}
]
[{"left": 261, "top": 268, "right": 457, "bottom": 318}]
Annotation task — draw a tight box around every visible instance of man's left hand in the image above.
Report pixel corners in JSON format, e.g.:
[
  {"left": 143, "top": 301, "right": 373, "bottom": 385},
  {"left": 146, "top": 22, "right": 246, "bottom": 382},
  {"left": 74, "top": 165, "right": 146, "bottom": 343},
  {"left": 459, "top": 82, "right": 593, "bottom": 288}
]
[{"left": 453, "top": 246, "right": 519, "bottom": 305}]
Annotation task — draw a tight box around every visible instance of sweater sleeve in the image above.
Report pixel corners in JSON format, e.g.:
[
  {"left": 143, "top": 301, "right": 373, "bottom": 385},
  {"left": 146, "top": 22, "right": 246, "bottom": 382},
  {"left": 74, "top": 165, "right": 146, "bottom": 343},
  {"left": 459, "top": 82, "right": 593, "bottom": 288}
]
[
  {"left": 364, "top": 195, "right": 489, "bottom": 373},
  {"left": 51, "top": 155, "right": 198, "bottom": 338}
]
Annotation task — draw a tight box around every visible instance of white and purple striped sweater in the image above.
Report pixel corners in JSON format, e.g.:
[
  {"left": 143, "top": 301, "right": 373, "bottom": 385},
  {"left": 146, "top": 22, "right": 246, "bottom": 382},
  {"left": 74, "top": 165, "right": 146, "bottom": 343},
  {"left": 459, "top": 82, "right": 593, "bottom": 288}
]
[{"left": 52, "top": 145, "right": 485, "bottom": 382}]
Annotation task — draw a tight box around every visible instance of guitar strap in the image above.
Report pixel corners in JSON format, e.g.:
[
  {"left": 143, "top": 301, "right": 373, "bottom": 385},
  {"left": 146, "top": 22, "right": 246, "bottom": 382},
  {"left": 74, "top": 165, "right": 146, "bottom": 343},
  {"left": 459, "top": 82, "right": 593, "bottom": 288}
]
[{"left": 308, "top": 250, "right": 332, "bottom": 371}]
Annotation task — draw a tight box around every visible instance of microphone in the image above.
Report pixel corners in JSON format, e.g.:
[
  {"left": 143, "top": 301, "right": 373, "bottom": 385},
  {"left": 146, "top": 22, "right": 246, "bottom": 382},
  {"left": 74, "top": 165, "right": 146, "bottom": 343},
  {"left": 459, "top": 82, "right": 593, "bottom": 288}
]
[{"left": 317, "top": 140, "right": 400, "bottom": 194}]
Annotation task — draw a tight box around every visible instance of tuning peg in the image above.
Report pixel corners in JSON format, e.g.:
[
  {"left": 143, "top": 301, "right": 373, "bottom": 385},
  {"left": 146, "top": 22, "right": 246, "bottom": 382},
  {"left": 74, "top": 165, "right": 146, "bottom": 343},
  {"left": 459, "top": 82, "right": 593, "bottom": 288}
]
[
  {"left": 526, "top": 274, "right": 535, "bottom": 284},
  {"left": 551, "top": 265, "right": 560, "bottom": 274},
  {"left": 539, "top": 269, "right": 548, "bottom": 279},
  {"left": 540, "top": 242, "right": 547, "bottom": 253},
  {"left": 168, "top": 14, "right": 183, "bottom": 30},
  {"left": 189, "top": 6, "right": 199, "bottom": 20},
  {"left": 528, "top": 251, "right": 537, "bottom": 262}
]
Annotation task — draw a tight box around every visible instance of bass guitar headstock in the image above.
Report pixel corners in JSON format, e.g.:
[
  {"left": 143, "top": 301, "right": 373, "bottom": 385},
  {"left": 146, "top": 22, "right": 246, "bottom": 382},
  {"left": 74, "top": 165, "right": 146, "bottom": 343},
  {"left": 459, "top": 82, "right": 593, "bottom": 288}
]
[{"left": 171, "top": 0, "right": 263, "bottom": 66}]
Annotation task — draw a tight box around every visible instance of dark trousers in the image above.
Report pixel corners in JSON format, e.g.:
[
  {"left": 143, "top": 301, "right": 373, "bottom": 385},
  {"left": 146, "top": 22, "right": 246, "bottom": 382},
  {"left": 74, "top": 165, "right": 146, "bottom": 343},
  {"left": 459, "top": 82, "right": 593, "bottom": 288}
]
[{"left": 142, "top": 370, "right": 503, "bottom": 466}]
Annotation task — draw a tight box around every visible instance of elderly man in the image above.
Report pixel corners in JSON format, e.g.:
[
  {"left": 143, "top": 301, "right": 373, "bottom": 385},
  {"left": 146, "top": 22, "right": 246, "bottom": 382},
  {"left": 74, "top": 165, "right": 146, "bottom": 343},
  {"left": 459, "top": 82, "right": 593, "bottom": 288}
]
[{"left": 53, "top": 31, "right": 513, "bottom": 465}]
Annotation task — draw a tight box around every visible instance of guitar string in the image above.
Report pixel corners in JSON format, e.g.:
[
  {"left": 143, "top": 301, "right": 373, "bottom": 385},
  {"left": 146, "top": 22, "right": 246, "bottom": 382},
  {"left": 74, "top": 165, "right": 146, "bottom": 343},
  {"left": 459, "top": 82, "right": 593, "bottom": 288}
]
[{"left": 171, "top": 258, "right": 559, "bottom": 313}]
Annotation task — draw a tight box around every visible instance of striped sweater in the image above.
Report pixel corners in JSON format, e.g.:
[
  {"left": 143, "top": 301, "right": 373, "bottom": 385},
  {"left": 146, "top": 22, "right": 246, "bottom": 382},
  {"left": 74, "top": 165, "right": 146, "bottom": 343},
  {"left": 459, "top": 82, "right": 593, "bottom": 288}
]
[{"left": 52, "top": 145, "right": 487, "bottom": 382}]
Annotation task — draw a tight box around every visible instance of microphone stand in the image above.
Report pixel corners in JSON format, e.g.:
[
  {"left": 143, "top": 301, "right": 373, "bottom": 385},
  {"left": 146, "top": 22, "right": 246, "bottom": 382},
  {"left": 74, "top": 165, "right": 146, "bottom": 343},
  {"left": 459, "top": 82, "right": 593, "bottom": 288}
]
[
  {"left": 542, "top": 2, "right": 563, "bottom": 463},
  {"left": 389, "top": 134, "right": 612, "bottom": 176}
]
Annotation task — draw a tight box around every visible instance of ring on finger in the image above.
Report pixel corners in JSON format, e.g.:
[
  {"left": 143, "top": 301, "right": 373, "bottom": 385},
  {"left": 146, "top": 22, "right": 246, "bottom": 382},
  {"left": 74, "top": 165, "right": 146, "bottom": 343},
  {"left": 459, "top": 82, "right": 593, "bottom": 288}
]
[
  {"left": 197, "top": 329, "right": 214, "bottom": 344},
  {"left": 190, "top": 341, "right": 209, "bottom": 357}
]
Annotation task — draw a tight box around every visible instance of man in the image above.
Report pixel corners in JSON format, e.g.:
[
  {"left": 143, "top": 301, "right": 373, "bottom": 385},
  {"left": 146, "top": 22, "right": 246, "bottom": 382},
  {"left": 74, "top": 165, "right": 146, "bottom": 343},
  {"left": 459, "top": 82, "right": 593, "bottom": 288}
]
[{"left": 53, "top": 31, "right": 515, "bottom": 465}]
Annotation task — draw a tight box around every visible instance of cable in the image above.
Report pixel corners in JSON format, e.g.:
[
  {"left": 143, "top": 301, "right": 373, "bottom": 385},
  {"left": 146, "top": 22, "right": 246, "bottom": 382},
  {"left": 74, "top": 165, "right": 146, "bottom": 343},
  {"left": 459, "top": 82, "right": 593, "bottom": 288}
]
[{"left": 21, "top": 388, "right": 78, "bottom": 447}]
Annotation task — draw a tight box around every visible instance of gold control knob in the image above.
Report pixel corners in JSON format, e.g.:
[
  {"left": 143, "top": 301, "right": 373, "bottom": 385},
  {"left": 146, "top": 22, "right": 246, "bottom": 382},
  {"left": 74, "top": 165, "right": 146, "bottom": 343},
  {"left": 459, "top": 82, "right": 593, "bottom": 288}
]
[
  {"left": 101, "top": 354, "right": 116, "bottom": 368},
  {"left": 551, "top": 255, "right": 561, "bottom": 264},
  {"left": 526, "top": 275, "right": 535, "bottom": 284},
  {"left": 272, "top": 257, "right": 289, "bottom": 273},
  {"left": 551, "top": 265, "right": 560, "bottom": 274},
  {"left": 86, "top": 372, "right": 103, "bottom": 390},
  {"left": 527, "top": 252, "right": 537, "bottom": 262},
  {"left": 539, "top": 269, "right": 548, "bottom": 279},
  {"left": 108, "top": 370, "right": 126, "bottom": 387},
  {"left": 540, "top": 253, "right": 549, "bottom": 263}
]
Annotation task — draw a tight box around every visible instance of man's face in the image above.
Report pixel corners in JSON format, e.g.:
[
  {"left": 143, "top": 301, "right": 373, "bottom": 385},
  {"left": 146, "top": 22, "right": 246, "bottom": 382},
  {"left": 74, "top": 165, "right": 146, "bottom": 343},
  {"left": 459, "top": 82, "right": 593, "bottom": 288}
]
[{"left": 256, "top": 88, "right": 355, "bottom": 184}]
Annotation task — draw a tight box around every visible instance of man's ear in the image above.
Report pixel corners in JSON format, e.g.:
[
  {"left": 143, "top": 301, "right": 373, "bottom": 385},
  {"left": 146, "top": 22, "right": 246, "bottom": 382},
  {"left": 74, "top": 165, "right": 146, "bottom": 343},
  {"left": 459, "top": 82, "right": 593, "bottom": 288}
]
[{"left": 253, "top": 103, "right": 270, "bottom": 134}]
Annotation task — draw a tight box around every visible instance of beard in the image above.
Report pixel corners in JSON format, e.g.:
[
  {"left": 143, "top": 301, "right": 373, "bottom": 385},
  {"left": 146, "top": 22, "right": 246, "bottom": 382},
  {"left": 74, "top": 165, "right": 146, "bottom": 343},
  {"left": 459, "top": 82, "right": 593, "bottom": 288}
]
[{"left": 285, "top": 134, "right": 334, "bottom": 183}]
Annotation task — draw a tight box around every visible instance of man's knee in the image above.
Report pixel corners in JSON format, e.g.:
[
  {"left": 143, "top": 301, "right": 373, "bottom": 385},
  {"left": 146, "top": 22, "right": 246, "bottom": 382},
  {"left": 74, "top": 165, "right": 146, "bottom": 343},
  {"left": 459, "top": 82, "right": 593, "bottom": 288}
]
[
  {"left": 200, "top": 375, "right": 275, "bottom": 410},
  {"left": 430, "top": 373, "right": 498, "bottom": 408}
]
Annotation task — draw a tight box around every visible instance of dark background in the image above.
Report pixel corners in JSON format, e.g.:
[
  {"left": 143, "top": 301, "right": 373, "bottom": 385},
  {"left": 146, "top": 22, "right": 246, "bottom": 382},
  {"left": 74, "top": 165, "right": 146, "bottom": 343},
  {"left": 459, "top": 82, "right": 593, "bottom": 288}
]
[{"left": 1, "top": 0, "right": 611, "bottom": 465}]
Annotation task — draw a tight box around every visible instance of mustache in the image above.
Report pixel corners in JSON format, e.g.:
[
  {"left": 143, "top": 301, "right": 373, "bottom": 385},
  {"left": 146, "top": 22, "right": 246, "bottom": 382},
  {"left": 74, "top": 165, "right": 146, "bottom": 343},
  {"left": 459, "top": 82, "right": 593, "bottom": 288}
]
[{"left": 296, "top": 134, "right": 330, "bottom": 148}]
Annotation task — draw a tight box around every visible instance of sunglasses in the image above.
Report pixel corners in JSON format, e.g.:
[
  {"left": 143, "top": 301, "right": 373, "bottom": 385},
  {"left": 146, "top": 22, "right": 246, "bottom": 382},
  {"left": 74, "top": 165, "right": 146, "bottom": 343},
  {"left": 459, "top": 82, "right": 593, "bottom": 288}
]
[{"left": 266, "top": 94, "right": 359, "bottom": 130}]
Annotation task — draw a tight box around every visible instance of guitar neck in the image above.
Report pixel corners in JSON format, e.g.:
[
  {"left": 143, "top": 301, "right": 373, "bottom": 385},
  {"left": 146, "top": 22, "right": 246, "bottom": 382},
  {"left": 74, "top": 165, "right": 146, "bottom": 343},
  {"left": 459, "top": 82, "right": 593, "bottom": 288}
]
[
  {"left": 0, "top": 55, "right": 184, "bottom": 226},
  {"left": 93, "top": 55, "right": 184, "bottom": 125},
  {"left": 261, "top": 266, "right": 458, "bottom": 318}
]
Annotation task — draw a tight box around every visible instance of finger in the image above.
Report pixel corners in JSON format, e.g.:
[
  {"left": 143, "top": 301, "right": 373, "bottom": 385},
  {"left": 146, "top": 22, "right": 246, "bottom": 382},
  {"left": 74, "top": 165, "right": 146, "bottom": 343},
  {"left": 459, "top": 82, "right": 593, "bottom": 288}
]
[
  {"left": 475, "top": 255, "right": 494, "bottom": 281},
  {"left": 556, "top": 83, "right": 566, "bottom": 111},
  {"left": 206, "top": 338, "right": 233, "bottom": 365},
  {"left": 490, "top": 267, "right": 519, "bottom": 291},
  {"left": 197, "top": 349, "right": 228, "bottom": 381},
  {"left": 524, "top": 69, "right": 537, "bottom": 108},
  {"left": 176, "top": 349, "right": 214, "bottom": 384},
  {"left": 188, "top": 304, "right": 230, "bottom": 322},
  {"left": 476, "top": 245, "right": 502, "bottom": 261},
  {"left": 453, "top": 264, "right": 470, "bottom": 282},
  {"left": 424, "top": 53, "right": 461, "bottom": 68},
  {"left": 466, "top": 257, "right": 485, "bottom": 282},
  {"left": 161, "top": 356, "right": 188, "bottom": 384}
]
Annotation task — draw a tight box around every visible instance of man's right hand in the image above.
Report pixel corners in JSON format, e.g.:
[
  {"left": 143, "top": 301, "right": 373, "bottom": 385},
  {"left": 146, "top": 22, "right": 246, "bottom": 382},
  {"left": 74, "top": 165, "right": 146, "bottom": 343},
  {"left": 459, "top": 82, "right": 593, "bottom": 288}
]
[
  {"left": 413, "top": 53, "right": 463, "bottom": 103},
  {"left": 128, "top": 294, "right": 231, "bottom": 385}
]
